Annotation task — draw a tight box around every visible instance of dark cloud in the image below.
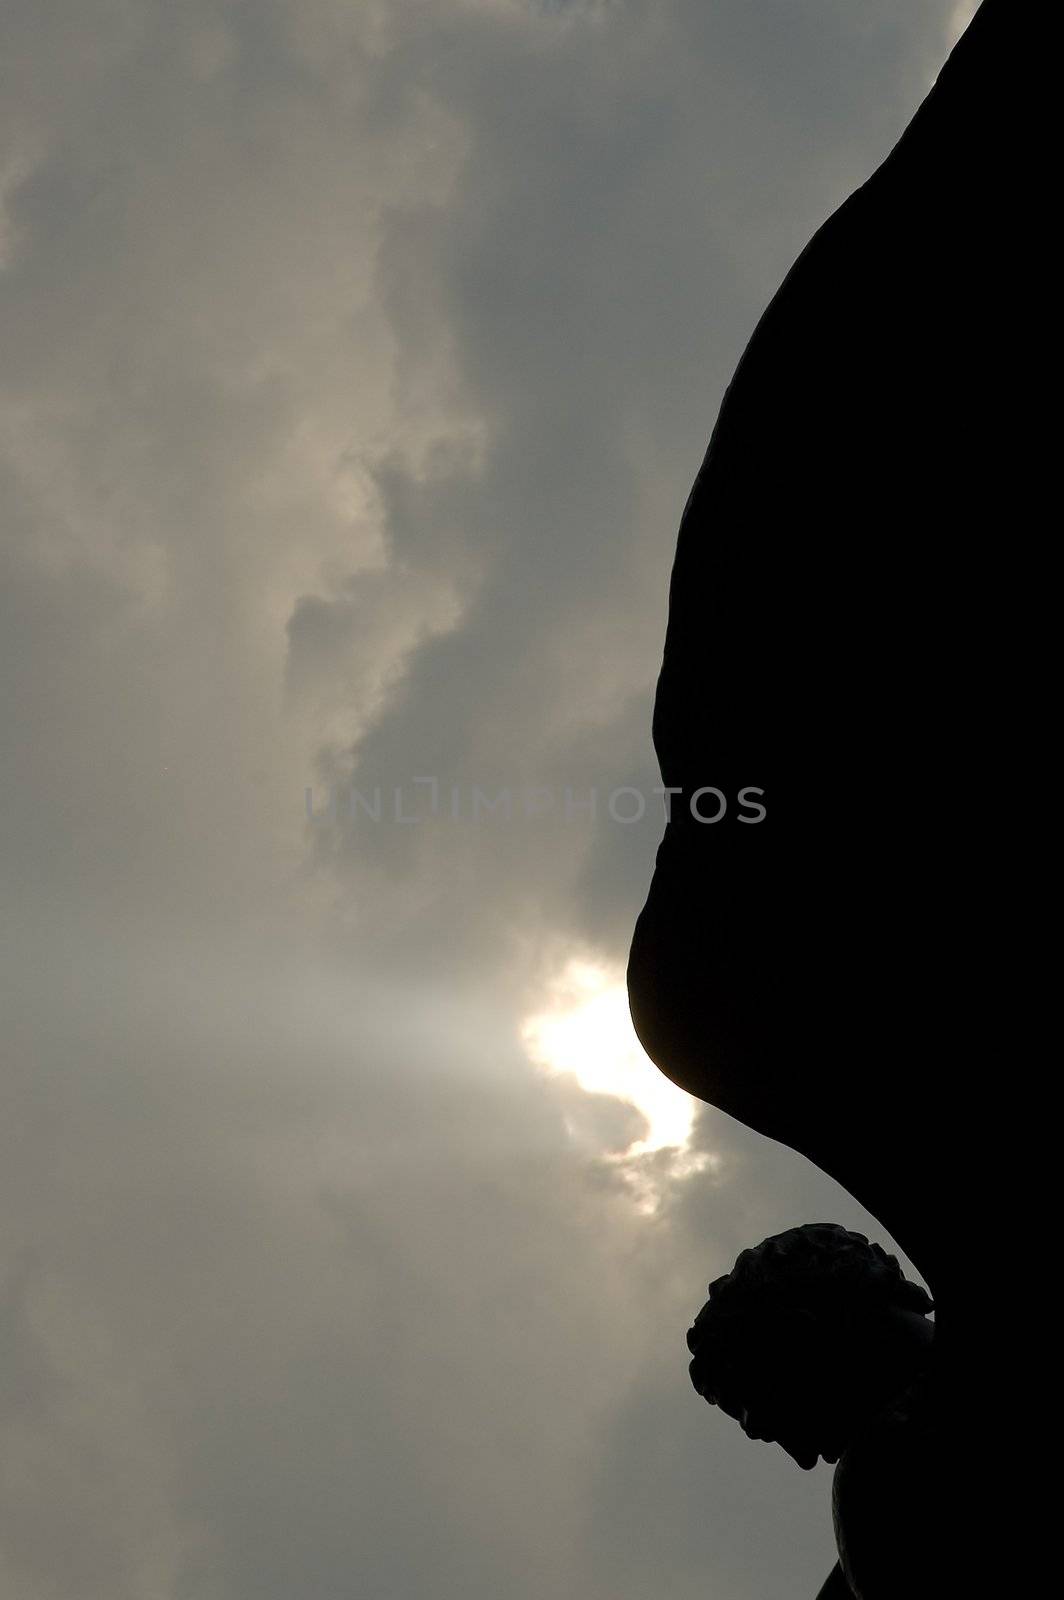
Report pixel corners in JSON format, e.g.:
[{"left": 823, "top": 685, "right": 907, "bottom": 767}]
[{"left": 306, "top": 0, "right": 954, "bottom": 975}]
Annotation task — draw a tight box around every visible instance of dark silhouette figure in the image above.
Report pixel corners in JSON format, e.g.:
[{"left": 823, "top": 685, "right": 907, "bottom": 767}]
[
  {"left": 687, "top": 1225, "right": 937, "bottom": 1599},
  {"left": 627, "top": 4, "right": 1029, "bottom": 1588},
  {"left": 627, "top": 0, "right": 1029, "bottom": 1335}
]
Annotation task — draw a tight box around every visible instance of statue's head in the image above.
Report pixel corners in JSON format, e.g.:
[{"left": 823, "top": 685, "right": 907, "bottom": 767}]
[{"left": 687, "top": 1223, "right": 934, "bottom": 1470}]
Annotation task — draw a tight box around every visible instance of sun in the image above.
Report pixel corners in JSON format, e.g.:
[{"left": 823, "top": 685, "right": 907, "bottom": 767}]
[{"left": 520, "top": 958, "right": 697, "bottom": 1157}]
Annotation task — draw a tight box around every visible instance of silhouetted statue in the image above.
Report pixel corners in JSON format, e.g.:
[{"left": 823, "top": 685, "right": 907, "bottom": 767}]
[
  {"left": 627, "top": 0, "right": 1027, "bottom": 1337},
  {"left": 687, "top": 1226, "right": 937, "bottom": 1600},
  {"left": 627, "top": 2, "right": 1026, "bottom": 1588}
]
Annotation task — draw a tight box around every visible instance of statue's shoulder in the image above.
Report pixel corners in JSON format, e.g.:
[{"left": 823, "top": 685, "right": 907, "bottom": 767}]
[{"left": 832, "top": 1376, "right": 942, "bottom": 1600}]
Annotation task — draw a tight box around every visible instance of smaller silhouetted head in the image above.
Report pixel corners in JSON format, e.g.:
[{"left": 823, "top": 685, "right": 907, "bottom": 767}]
[{"left": 687, "top": 1223, "right": 933, "bottom": 1471}]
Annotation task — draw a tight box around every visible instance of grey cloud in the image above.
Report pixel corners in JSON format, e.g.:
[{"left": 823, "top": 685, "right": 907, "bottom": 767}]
[
  {"left": 309, "top": 0, "right": 957, "bottom": 974},
  {"left": 2, "top": 2, "right": 955, "bottom": 1596},
  {"left": 5, "top": 903, "right": 894, "bottom": 1599}
]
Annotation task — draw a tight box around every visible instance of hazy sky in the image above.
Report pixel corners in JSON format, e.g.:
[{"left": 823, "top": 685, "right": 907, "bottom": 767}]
[{"left": 2, "top": 4, "right": 970, "bottom": 1596}]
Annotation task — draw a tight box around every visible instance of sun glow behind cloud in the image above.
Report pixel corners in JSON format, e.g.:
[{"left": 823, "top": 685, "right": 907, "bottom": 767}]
[{"left": 521, "top": 958, "right": 698, "bottom": 1158}]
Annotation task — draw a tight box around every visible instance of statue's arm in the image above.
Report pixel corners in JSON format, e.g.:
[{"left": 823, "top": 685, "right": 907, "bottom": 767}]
[{"left": 815, "top": 1563, "right": 856, "bottom": 1600}]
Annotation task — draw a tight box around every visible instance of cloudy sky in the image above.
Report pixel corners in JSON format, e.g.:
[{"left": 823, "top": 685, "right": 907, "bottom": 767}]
[{"left": 2, "top": 3, "right": 970, "bottom": 1596}]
